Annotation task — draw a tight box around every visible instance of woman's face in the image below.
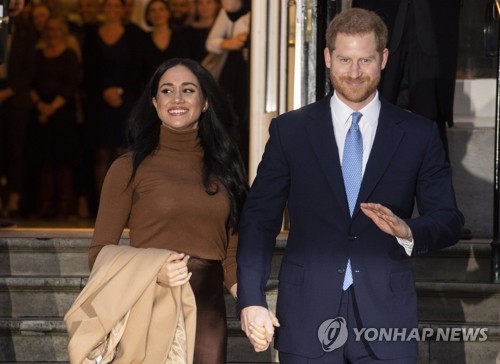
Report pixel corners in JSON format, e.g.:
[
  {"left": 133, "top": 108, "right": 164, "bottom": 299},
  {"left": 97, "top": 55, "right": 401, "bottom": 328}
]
[
  {"left": 44, "top": 18, "right": 65, "bottom": 44},
  {"left": 147, "top": 0, "right": 170, "bottom": 27},
  {"left": 221, "top": 0, "right": 241, "bottom": 13},
  {"left": 196, "top": 0, "right": 219, "bottom": 20},
  {"left": 32, "top": 5, "right": 50, "bottom": 33},
  {"left": 102, "top": 0, "right": 125, "bottom": 23},
  {"left": 153, "top": 65, "right": 207, "bottom": 131}
]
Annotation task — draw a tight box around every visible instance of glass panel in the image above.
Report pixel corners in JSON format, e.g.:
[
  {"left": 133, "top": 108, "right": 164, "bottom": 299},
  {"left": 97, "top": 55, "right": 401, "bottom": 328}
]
[{"left": 458, "top": 0, "right": 496, "bottom": 79}]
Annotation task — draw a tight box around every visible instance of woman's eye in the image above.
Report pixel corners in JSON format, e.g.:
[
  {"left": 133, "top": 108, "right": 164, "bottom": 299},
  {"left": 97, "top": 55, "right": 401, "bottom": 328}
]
[{"left": 160, "top": 89, "right": 172, "bottom": 94}]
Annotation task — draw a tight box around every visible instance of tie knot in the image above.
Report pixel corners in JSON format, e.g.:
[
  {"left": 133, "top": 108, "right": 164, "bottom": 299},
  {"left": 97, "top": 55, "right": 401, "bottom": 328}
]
[{"left": 351, "top": 112, "right": 362, "bottom": 126}]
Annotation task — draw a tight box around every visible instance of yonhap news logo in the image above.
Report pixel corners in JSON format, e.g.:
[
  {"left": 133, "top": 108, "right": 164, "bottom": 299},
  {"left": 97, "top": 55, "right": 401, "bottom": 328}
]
[
  {"left": 317, "top": 317, "right": 349, "bottom": 351},
  {"left": 317, "top": 317, "right": 488, "bottom": 351}
]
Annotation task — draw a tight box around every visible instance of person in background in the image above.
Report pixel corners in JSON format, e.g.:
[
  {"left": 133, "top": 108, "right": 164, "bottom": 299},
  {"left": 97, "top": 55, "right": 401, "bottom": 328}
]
[
  {"left": 141, "top": 0, "right": 189, "bottom": 84},
  {"left": 352, "top": 0, "right": 470, "bottom": 240},
  {"left": 82, "top": 0, "right": 142, "bottom": 197},
  {"left": 352, "top": 0, "right": 461, "bottom": 164},
  {"left": 0, "top": 0, "right": 30, "bottom": 227},
  {"left": 168, "top": 0, "right": 192, "bottom": 31},
  {"left": 89, "top": 58, "right": 247, "bottom": 363},
  {"left": 7, "top": 0, "right": 26, "bottom": 16},
  {"left": 67, "top": 0, "right": 102, "bottom": 219},
  {"left": 31, "top": 2, "right": 51, "bottom": 38},
  {"left": 123, "top": 0, "right": 146, "bottom": 36},
  {"left": 184, "top": 0, "right": 220, "bottom": 63},
  {"left": 0, "top": 4, "right": 36, "bottom": 219},
  {"left": 237, "top": 8, "right": 464, "bottom": 363},
  {"left": 68, "top": 0, "right": 101, "bottom": 46},
  {"left": 30, "top": 15, "right": 81, "bottom": 218},
  {"left": 205, "top": 0, "right": 249, "bottom": 169}
]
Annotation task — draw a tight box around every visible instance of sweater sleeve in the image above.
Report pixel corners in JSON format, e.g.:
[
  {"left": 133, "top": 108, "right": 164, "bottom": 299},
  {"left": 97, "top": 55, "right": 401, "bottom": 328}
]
[
  {"left": 88, "top": 155, "right": 134, "bottom": 269},
  {"left": 205, "top": 9, "right": 229, "bottom": 54},
  {"left": 222, "top": 227, "right": 238, "bottom": 290}
]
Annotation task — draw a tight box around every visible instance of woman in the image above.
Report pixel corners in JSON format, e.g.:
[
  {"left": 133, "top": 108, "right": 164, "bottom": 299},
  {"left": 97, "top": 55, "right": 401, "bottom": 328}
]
[
  {"left": 141, "top": 0, "right": 190, "bottom": 83},
  {"left": 30, "top": 15, "right": 81, "bottom": 218},
  {"left": 89, "top": 58, "right": 247, "bottom": 363},
  {"left": 205, "top": 0, "right": 250, "bottom": 169},
  {"left": 82, "top": 0, "right": 142, "bottom": 197},
  {"left": 184, "top": 0, "right": 221, "bottom": 63}
]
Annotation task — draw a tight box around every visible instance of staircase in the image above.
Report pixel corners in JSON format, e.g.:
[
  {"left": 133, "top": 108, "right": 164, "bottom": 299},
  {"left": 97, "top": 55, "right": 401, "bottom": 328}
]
[{"left": 0, "top": 229, "right": 499, "bottom": 363}]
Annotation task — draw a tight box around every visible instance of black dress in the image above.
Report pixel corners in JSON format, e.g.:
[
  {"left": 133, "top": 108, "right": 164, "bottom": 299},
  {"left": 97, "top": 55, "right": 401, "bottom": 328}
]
[
  {"left": 32, "top": 47, "right": 81, "bottom": 167},
  {"left": 141, "top": 30, "right": 191, "bottom": 84},
  {"left": 183, "top": 26, "right": 211, "bottom": 63},
  {"left": 82, "top": 26, "right": 143, "bottom": 149}
]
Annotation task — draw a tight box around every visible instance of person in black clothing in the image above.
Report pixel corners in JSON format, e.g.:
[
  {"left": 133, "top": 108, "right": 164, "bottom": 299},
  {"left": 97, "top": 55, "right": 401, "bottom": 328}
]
[
  {"left": 141, "top": 0, "right": 190, "bottom": 84},
  {"left": 0, "top": 0, "right": 30, "bottom": 227},
  {"left": 82, "top": 0, "right": 143, "bottom": 196}
]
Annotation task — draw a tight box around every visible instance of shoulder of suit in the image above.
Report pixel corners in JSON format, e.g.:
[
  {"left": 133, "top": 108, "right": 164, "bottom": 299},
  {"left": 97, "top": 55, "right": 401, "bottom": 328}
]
[{"left": 276, "top": 96, "right": 330, "bottom": 123}]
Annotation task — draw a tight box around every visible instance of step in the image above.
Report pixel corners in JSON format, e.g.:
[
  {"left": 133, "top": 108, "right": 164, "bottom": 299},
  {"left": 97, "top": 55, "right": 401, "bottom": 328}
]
[
  {"left": 0, "top": 230, "right": 129, "bottom": 277},
  {"left": 0, "top": 318, "right": 277, "bottom": 363},
  {"left": 416, "top": 282, "right": 500, "bottom": 324},
  {"left": 2, "top": 318, "right": 498, "bottom": 363},
  {"left": 411, "top": 240, "right": 492, "bottom": 282},
  {"left": 3, "top": 276, "right": 498, "bottom": 326},
  {"left": 0, "top": 231, "right": 493, "bottom": 282}
]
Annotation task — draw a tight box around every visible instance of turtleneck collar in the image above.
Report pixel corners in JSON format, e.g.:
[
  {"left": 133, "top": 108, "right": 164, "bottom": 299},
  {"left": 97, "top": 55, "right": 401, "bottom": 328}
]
[{"left": 159, "top": 125, "right": 202, "bottom": 152}]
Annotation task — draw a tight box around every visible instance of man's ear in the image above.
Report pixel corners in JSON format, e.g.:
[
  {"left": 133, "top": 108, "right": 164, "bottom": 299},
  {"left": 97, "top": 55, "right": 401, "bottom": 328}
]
[{"left": 324, "top": 48, "right": 332, "bottom": 69}]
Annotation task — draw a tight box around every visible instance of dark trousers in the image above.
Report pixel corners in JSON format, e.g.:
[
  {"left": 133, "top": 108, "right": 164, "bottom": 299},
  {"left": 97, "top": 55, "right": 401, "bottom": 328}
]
[{"left": 279, "top": 288, "right": 416, "bottom": 364}]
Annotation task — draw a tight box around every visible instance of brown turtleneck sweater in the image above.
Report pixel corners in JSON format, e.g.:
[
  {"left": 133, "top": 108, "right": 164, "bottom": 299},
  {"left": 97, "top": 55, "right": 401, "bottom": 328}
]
[{"left": 89, "top": 126, "right": 237, "bottom": 289}]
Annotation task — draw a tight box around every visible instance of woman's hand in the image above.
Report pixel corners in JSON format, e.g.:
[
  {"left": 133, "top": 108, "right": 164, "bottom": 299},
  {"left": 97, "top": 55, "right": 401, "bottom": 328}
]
[
  {"left": 229, "top": 283, "right": 237, "bottom": 299},
  {"left": 157, "top": 252, "right": 192, "bottom": 287},
  {"left": 249, "top": 323, "right": 271, "bottom": 352}
]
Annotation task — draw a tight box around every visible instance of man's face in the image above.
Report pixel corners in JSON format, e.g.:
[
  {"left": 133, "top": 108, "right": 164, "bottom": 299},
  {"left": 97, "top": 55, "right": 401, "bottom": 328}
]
[
  {"left": 169, "top": 0, "right": 189, "bottom": 19},
  {"left": 79, "top": 0, "right": 99, "bottom": 23},
  {"left": 324, "top": 32, "right": 388, "bottom": 110}
]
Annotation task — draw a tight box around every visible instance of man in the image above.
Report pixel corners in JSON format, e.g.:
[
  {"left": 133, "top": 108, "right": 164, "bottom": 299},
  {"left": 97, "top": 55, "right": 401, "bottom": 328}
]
[
  {"left": 237, "top": 8, "right": 464, "bottom": 363},
  {"left": 352, "top": 0, "right": 461, "bottom": 163},
  {"left": 168, "top": 0, "right": 193, "bottom": 31}
]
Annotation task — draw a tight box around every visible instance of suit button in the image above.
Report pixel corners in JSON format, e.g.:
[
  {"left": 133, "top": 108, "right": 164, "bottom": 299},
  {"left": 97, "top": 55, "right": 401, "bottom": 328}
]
[
  {"left": 338, "top": 268, "right": 345, "bottom": 274},
  {"left": 348, "top": 235, "right": 357, "bottom": 240}
]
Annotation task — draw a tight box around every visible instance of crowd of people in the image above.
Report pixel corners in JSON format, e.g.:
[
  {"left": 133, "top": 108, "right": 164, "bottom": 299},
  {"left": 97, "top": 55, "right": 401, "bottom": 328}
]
[{"left": 0, "top": 0, "right": 250, "bottom": 220}]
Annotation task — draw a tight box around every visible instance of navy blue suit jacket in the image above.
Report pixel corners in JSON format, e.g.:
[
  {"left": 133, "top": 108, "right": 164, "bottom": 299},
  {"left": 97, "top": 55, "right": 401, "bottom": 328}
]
[{"left": 236, "top": 94, "right": 464, "bottom": 360}]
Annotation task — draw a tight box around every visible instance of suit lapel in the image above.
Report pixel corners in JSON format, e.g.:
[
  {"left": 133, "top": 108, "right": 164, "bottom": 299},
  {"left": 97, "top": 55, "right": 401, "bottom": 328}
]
[
  {"left": 354, "top": 103, "right": 405, "bottom": 217},
  {"left": 305, "top": 96, "right": 351, "bottom": 216}
]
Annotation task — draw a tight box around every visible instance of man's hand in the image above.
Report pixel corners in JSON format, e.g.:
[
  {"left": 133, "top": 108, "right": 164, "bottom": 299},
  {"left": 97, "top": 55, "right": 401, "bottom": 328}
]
[
  {"left": 360, "top": 202, "right": 412, "bottom": 240},
  {"left": 240, "top": 306, "right": 280, "bottom": 352}
]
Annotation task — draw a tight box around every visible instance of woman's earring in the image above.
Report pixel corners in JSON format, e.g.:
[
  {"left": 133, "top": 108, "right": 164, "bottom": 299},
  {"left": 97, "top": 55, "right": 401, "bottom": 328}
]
[{"left": 202, "top": 103, "right": 208, "bottom": 112}]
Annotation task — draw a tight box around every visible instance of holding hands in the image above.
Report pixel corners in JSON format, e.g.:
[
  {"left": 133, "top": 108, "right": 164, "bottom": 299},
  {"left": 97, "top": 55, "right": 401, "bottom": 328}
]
[{"left": 241, "top": 306, "right": 280, "bottom": 352}]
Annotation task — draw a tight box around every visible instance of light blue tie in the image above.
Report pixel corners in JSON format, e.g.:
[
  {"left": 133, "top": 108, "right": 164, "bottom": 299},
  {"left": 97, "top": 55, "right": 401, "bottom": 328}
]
[{"left": 342, "top": 112, "right": 363, "bottom": 290}]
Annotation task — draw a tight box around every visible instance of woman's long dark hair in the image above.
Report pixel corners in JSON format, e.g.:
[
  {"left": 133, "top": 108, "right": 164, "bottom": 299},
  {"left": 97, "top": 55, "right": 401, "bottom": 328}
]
[{"left": 126, "top": 58, "right": 248, "bottom": 231}]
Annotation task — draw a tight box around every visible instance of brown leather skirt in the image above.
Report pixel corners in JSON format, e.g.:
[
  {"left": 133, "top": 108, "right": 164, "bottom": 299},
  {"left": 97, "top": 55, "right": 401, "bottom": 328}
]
[{"left": 187, "top": 257, "right": 227, "bottom": 364}]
